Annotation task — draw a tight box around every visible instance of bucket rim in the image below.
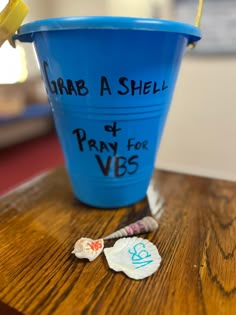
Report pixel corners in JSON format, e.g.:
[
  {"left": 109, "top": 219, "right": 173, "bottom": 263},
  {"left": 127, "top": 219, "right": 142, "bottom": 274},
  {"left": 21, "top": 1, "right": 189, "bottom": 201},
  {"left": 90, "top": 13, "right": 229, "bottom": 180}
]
[{"left": 15, "top": 16, "right": 201, "bottom": 43}]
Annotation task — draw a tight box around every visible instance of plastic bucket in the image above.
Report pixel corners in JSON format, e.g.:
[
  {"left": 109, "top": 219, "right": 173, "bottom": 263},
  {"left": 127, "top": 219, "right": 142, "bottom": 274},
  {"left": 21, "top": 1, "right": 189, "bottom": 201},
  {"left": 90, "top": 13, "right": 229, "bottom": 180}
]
[{"left": 14, "top": 17, "right": 201, "bottom": 208}]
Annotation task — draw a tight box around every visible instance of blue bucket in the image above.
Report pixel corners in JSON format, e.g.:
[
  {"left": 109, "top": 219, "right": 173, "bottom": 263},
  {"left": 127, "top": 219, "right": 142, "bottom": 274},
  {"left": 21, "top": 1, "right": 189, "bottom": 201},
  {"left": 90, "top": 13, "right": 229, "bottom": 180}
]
[{"left": 14, "top": 17, "right": 201, "bottom": 208}]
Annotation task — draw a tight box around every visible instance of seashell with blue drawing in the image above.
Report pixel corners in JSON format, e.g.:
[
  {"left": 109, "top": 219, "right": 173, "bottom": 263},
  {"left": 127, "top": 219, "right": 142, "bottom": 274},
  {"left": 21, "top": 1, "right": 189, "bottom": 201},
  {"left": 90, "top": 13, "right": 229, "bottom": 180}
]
[{"left": 104, "top": 237, "right": 161, "bottom": 280}]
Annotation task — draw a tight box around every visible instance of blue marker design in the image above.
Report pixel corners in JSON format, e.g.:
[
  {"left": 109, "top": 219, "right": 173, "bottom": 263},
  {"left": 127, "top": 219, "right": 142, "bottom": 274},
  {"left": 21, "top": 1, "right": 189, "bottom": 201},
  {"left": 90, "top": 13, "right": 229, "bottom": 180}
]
[{"left": 128, "top": 242, "right": 153, "bottom": 269}]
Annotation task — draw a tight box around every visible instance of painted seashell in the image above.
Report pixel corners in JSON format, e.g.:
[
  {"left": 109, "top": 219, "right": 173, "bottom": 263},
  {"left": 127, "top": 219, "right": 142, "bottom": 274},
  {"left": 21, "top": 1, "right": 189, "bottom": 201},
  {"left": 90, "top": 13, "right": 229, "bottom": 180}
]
[
  {"left": 104, "top": 216, "right": 158, "bottom": 240},
  {"left": 72, "top": 238, "right": 104, "bottom": 261},
  {"left": 104, "top": 237, "right": 161, "bottom": 280}
]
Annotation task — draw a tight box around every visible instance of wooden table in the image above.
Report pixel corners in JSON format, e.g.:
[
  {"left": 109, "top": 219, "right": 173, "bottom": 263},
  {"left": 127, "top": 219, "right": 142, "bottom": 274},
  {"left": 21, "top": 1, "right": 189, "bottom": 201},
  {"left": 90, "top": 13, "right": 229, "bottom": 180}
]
[{"left": 0, "top": 168, "right": 235, "bottom": 315}]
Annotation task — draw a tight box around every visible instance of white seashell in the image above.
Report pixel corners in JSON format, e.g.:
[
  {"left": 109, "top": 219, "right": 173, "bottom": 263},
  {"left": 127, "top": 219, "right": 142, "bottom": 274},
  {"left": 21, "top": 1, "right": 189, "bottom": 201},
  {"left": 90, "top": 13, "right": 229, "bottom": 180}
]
[
  {"left": 104, "top": 216, "right": 158, "bottom": 240},
  {"left": 72, "top": 238, "right": 104, "bottom": 261},
  {"left": 104, "top": 237, "right": 161, "bottom": 280}
]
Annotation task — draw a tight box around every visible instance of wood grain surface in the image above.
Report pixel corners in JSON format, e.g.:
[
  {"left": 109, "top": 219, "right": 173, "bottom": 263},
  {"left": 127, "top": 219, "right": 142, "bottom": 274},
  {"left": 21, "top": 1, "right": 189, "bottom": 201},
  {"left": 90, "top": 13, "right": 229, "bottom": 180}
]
[{"left": 0, "top": 168, "right": 235, "bottom": 315}]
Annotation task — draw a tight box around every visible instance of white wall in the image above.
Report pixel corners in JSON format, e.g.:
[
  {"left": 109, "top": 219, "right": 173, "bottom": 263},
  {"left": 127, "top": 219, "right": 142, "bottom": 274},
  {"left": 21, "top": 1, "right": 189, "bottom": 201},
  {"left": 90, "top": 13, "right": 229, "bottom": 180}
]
[
  {"left": 156, "top": 56, "right": 236, "bottom": 181},
  {"left": 108, "top": 0, "right": 151, "bottom": 17},
  {"left": 49, "top": 0, "right": 108, "bottom": 17}
]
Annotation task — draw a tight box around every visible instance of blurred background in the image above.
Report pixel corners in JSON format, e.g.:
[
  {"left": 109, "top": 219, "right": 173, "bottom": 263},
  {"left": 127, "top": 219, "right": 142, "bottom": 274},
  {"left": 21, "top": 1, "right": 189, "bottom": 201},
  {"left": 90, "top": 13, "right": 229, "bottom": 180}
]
[{"left": 0, "top": 0, "right": 236, "bottom": 194}]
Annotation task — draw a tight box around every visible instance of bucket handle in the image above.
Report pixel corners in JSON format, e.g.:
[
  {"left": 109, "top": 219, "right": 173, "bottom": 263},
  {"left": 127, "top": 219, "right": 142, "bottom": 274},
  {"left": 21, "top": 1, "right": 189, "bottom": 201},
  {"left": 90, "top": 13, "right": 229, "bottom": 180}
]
[{"left": 189, "top": 0, "right": 204, "bottom": 48}]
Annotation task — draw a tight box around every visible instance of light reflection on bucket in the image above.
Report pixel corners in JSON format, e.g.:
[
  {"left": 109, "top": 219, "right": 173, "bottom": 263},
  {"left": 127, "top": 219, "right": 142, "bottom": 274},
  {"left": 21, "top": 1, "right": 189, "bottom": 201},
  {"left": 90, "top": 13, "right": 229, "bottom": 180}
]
[{"left": 14, "top": 17, "right": 201, "bottom": 208}]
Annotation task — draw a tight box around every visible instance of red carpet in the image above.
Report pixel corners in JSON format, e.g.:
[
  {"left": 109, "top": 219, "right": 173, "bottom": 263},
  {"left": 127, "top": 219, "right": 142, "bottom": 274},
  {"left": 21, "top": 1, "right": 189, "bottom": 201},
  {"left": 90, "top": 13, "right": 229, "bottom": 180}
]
[{"left": 0, "top": 130, "right": 64, "bottom": 195}]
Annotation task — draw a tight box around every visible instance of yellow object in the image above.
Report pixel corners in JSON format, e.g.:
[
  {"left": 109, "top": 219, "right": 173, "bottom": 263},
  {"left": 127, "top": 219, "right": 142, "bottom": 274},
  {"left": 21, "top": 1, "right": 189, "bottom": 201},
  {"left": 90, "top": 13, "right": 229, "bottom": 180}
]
[
  {"left": 189, "top": 0, "right": 204, "bottom": 48},
  {"left": 195, "top": 0, "right": 204, "bottom": 28},
  {"left": 0, "top": 0, "right": 29, "bottom": 47}
]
